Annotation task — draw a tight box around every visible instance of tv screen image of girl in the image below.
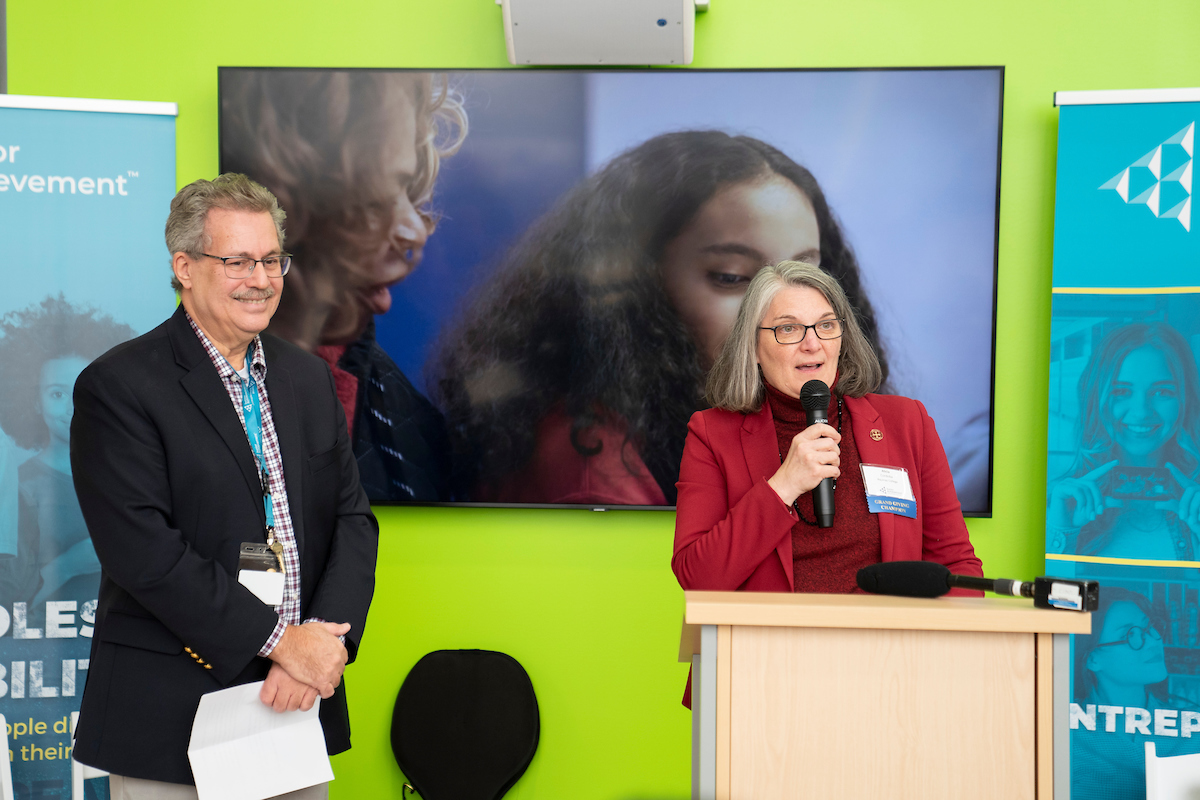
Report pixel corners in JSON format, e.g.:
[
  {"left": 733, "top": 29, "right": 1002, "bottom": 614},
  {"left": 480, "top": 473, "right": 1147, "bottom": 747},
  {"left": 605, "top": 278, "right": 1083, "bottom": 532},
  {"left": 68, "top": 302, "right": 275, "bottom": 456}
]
[
  {"left": 1071, "top": 585, "right": 1200, "bottom": 799},
  {"left": 432, "top": 131, "right": 889, "bottom": 506},
  {"left": 0, "top": 295, "right": 135, "bottom": 611},
  {"left": 1048, "top": 322, "right": 1200, "bottom": 559}
]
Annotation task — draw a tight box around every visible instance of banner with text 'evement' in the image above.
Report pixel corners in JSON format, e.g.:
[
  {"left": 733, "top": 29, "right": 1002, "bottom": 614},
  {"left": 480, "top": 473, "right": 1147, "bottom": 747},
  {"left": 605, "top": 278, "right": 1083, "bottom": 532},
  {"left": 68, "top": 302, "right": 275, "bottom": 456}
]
[
  {"left": 0, "top": 95, "right": 177, "bottom": 800},
  {"left": 1048, "top": 90, "right": 1200, "bottom": 799}
]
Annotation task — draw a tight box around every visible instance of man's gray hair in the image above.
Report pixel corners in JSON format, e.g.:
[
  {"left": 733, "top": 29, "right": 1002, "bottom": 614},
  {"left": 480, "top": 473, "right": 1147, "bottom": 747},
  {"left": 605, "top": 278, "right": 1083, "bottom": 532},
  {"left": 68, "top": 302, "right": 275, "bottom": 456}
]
[
  {"left": 705, "top": 260, "right": 883, "bottom": 412},
  {"left": 166, "top": 173, "right": 287, "bottom": 292}
]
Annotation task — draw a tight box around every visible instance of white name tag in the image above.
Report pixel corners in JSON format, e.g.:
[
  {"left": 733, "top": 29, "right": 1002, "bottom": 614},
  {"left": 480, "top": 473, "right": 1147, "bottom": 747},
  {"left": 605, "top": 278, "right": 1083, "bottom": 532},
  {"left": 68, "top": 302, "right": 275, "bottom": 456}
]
[
  {"left": 860, "top": 464, "right": 917, "bottom": 518},
  {"left": 239, "top": 570, "right": 284, "bottom": 606}
]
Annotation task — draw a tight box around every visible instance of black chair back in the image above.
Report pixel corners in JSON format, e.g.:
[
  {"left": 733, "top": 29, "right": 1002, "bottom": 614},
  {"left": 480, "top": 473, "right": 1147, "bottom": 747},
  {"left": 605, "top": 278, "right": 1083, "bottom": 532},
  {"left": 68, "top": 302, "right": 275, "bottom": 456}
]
[{"left": 391, "top": 649, "right": 540, "bottom": 800}]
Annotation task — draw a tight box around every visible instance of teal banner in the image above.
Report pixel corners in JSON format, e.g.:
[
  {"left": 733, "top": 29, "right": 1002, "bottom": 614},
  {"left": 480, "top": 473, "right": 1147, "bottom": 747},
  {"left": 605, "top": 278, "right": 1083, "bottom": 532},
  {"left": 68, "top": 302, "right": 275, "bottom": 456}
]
[
  {"left": 0, "top": 96, "right": 176, "bottom": 799},
  {"left": 1048, "top": 95, "right": 1200, "bottom": 799},
  {"left": 1054, "top": 104, "right": 1195, "bottom": 288}
]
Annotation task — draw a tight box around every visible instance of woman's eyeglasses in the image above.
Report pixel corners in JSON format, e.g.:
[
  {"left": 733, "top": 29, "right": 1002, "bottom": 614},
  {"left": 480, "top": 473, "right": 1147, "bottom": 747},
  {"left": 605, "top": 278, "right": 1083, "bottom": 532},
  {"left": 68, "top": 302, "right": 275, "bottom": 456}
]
[{"left": 759, "top": 318, "right": 844, "bottom": 344}]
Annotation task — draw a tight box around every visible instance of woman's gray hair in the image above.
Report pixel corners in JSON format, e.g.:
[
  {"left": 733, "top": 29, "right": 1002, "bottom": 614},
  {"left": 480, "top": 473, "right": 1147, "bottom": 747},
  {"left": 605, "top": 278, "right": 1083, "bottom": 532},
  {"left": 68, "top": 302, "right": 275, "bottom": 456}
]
[
  {"left": 165, "top": 173, "right": 287, "bottom": 292},
  {"left": 706, "top": 260, "right": 883, "bottom": 412}
]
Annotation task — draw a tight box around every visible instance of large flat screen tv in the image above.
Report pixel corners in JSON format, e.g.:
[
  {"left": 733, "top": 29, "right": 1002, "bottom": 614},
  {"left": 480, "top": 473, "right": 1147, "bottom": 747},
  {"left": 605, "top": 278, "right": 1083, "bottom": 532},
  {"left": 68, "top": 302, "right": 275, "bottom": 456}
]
[{"left": 219, "top": 66, "right": 1002, "bottom": 514}]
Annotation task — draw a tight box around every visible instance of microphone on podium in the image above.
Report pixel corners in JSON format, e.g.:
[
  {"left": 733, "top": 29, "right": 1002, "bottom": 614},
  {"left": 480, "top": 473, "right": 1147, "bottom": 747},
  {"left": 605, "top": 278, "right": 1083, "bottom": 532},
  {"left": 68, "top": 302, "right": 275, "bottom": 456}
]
[
  {"left": 800, "top": 379, "right": 835, "bottom": 528},
  {"left": 855, "top": 561, "right": 1099, "bottom": 612}
]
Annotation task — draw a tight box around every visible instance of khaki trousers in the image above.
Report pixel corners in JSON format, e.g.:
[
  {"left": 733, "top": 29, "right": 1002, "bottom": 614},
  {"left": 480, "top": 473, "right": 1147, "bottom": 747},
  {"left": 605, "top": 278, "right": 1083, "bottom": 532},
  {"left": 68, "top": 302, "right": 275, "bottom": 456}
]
[{"left": 108, "top": 774, "right": 329, "bottom": 800}]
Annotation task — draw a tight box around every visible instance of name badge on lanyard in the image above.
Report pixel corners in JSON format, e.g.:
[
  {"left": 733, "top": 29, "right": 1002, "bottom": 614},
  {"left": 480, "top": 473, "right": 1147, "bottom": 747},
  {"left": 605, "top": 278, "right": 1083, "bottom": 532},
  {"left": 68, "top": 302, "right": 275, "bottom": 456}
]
[
  {"left": 860, "top": 463, "right": 917, "bottom": 518},
  {"left": 238, "top": 543, "right": 285, "bottom": 606},
  {"left": 228, "top": 348, "right": 285, "bottom": 605}
]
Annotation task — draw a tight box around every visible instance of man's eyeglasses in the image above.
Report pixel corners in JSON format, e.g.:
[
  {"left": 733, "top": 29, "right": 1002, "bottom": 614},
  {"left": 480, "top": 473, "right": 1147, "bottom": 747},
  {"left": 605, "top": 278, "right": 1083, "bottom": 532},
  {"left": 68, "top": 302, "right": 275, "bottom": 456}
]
[
  {"left": 1095, "top": 623, "right": 1162, "bottom": 652},
  {"left": 199, "top": 253, "right": 292, "bottom": 279},
  {"left": 759, "top": 318, "right": 844, "bottom": 345}
]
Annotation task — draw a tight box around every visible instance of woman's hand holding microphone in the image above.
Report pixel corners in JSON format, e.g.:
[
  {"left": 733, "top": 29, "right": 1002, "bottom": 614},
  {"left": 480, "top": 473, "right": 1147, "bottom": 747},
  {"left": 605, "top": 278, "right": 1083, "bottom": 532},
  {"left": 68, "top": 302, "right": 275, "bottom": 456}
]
[{"left": 768, "top": 423, "right": 841, "bottom": 508}]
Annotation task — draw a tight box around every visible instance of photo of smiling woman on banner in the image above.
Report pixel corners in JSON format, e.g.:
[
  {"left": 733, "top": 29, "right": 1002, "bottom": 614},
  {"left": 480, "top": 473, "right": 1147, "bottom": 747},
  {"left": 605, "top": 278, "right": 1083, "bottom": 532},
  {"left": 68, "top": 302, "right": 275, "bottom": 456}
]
[
  {"left": 0, "top": 296, "right": 135, "bottom": 610},
  {"left": 0, "top": 296, "right": 140, "bottom": 800},
  {"left": 1047, "top": 305, "right": 1200, "bottom": 560}
]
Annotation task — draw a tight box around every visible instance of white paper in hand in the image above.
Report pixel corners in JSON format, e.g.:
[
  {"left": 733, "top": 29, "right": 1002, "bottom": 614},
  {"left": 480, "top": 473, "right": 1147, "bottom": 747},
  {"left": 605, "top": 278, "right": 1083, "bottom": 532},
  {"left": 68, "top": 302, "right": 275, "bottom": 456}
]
[{"left": 188, "top": 681, "right": 332, "bottom": 800}]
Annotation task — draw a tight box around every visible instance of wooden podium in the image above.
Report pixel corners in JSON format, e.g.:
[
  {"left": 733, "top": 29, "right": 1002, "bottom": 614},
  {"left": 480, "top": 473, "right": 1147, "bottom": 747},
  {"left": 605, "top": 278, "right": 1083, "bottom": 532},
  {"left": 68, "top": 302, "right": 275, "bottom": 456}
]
[{"left": 679, "top": 591, "right": 1091, "bottom": 800}]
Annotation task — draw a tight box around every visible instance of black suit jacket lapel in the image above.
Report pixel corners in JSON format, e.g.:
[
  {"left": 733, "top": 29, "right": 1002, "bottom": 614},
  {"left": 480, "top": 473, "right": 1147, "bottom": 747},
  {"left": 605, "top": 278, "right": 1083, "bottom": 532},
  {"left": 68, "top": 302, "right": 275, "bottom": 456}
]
[{"left": 168, "top": 307, "right": 266, "bottom": 531}]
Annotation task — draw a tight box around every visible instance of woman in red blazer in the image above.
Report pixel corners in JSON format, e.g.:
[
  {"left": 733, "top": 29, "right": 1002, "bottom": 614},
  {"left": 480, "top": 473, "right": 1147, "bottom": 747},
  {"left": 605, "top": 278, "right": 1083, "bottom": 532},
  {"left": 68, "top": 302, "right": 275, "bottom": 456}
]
[{"left": 673, "top": 260, "right": 982, "bottom": 596}]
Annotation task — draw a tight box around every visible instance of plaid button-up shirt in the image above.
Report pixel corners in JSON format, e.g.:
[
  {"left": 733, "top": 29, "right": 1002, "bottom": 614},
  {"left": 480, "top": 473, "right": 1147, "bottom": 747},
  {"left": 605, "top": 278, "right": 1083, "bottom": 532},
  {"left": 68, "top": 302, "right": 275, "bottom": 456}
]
[{"left": 187, "top": 314, "right": 302, "bottom": 656}]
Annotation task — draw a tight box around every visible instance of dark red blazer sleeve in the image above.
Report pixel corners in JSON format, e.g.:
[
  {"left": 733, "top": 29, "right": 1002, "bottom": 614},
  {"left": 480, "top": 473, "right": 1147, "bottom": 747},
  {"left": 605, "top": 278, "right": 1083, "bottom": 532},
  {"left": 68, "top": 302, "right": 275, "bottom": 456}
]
[
  {"left": 911, "top": 399, "right": 983, "bottom": 587},
  {"left": 672, "top": 409, "right": 797, "bottom": 591}
]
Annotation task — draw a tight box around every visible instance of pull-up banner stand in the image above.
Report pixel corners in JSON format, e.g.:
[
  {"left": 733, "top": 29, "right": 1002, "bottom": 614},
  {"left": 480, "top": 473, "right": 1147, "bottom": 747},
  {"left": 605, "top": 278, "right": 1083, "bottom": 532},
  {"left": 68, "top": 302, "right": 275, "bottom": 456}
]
[
  {"left": 1048, "top": 87, "right": 1200, "bottom": 800},
  {"left": 0, "top": 94, "right": 177, "bottom": 799}
]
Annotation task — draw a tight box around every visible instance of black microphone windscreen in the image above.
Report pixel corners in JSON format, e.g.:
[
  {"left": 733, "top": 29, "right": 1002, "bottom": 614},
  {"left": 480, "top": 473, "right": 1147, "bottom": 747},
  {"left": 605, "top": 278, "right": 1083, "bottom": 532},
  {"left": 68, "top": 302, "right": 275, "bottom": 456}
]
[
  {"left": 800, "top": 380, "right": 830, "bottom": 412},
  {"left": 856, "top": 561, "right": 951, "bottom": 598}
]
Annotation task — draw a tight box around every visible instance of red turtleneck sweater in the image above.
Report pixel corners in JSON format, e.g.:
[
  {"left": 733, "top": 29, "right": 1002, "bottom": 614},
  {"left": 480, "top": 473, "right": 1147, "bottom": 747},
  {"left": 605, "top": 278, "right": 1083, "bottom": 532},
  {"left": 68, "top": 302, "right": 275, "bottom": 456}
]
[{"left": 765, "top": 383, "right": 881, "bottom": 593}]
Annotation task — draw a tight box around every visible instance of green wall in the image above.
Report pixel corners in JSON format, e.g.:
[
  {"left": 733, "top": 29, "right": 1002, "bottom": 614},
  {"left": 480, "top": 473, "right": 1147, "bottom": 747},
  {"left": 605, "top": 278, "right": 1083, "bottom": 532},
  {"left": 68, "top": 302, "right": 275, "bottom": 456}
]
[{"left": 8, "top": 1, "right": 1200, "bottom": 796}]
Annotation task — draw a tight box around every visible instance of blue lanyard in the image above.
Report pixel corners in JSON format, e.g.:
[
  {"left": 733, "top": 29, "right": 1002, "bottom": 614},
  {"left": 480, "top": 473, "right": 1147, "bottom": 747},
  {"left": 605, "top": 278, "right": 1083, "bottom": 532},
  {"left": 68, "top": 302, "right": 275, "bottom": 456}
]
[{"left": 234, "top": 350, "right": 275, "bottom": 536}]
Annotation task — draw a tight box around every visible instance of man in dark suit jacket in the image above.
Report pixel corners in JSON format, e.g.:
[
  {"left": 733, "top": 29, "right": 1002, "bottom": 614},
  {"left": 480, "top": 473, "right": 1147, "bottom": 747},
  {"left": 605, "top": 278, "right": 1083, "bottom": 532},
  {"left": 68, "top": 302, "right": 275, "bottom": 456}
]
[{"left": 70, "top": 174, "right": 378, "bottom": 798}]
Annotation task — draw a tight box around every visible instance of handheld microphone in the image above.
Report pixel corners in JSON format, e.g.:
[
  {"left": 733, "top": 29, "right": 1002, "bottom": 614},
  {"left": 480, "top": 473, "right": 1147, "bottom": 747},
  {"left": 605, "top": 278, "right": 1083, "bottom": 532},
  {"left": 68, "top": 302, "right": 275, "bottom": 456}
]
[
  {"left": 800, "top": 379, "right": 835, "bottom": 528},
  {"left": 855, "top": 561, "right": 1099, "bottom": 612}
]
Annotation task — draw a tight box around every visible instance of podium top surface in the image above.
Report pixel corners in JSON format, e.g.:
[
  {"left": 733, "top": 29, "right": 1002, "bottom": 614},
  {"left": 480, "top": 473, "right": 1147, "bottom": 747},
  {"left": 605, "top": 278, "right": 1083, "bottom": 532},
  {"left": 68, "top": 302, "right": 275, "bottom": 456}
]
[{"left": 684, "top": 591, "right": 1092, "bottom": 635}]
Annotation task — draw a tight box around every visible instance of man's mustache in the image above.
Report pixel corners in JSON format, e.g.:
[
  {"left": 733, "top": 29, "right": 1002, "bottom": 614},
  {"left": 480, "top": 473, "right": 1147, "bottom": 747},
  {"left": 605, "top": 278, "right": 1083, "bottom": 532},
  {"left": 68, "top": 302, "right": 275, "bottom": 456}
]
[{"left": 231, "top": 287, "right": 277, "bottom": 301}]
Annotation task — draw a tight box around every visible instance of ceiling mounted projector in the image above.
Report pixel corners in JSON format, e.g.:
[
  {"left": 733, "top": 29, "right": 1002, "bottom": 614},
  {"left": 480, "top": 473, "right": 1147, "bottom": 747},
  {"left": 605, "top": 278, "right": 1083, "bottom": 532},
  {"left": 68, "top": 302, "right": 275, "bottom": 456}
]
[{"left": 498, "top": 0, "right": 709, "bottom": 66}]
